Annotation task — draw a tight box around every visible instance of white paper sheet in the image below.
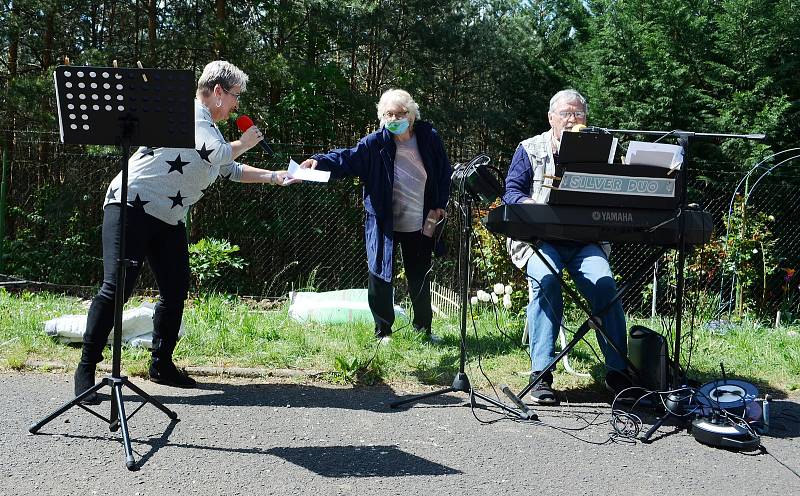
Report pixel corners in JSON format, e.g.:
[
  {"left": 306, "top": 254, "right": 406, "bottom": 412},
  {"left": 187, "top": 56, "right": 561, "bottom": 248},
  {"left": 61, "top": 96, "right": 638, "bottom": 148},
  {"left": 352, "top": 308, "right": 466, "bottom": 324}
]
[
  {"left": 625, "top": 141, "right": 684, "bottom": 170},
  {"left": 288, "top": 159, "right": 330, "bottom": 182}
]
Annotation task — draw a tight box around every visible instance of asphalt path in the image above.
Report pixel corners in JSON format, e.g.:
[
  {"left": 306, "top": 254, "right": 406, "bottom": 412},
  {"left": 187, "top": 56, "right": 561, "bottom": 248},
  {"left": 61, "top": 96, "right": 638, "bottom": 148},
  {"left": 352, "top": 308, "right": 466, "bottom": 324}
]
[{"left": 2, "top": 372, "right": 798, "bottom": 495}]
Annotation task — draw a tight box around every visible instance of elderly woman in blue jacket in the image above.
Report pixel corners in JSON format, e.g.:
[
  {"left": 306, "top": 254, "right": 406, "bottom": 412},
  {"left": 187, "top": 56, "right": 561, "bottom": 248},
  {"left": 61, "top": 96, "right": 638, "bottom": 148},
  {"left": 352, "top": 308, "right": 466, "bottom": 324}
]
[{"left": 301, "top": 89, "right": 452, "bottom": 341}]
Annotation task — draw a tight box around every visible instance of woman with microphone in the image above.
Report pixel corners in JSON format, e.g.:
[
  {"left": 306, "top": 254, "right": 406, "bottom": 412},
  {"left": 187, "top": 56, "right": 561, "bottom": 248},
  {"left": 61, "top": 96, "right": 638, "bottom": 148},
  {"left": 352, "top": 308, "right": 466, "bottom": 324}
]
[{"left": 74, "top": 60, "right": 296, "bottom": 402}]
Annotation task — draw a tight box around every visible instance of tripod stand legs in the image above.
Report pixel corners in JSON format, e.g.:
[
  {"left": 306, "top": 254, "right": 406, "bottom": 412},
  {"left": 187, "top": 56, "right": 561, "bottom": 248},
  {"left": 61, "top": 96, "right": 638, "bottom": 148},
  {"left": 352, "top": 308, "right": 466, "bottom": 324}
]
[
  {"left": 390, "top": 372, "right": 471, "bottom": 408},
  {"left": 641, "top": 392, "right": 691, "bottom": 442},
  {"left": 112, "top": 381, "right": 137, "bottom": 469},
  {"left": 389, "top": 372, "right": 536, "bottom": 419},
  {"left": 29, "top": 381, "right": 108, "bottom": 433},
  {"left": 29, "top": 375, "right": 178, "bottom": 470}
]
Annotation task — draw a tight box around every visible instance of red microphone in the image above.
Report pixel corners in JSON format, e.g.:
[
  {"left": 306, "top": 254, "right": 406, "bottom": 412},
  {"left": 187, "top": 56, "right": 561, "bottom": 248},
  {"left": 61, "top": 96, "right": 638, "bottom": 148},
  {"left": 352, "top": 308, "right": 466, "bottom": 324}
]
[{"left": 235, "top": 115, "right": 274, "bottom": 156}]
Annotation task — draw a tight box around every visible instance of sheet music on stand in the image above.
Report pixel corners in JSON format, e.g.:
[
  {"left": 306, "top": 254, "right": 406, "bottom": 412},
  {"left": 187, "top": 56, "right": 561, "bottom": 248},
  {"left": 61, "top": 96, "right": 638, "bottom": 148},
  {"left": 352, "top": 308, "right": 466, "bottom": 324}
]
[{"left": 625, "top": 141, "right": 684, "bottom": 171}]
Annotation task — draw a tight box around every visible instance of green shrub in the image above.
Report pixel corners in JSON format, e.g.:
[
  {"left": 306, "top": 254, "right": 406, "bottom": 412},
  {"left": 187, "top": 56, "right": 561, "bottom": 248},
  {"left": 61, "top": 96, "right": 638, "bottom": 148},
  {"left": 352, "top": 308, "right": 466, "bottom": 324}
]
[{"left": 188, "top": 238, "right": 247, "bottom": 293}]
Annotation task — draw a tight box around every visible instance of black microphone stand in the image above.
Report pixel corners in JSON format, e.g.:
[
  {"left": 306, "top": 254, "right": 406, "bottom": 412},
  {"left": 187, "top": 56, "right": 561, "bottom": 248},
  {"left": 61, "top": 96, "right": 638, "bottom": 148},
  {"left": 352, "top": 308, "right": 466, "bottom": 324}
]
[{"left": 390, "top": 171, "right": 533, "bottom": 419}]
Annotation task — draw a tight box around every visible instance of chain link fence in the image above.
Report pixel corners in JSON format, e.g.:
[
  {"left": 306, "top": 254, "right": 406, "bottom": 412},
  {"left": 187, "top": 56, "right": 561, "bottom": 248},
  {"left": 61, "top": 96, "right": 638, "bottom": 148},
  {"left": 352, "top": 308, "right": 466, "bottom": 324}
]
[{"left": 2, "top": 129, "right": 800, "bottom": 323}]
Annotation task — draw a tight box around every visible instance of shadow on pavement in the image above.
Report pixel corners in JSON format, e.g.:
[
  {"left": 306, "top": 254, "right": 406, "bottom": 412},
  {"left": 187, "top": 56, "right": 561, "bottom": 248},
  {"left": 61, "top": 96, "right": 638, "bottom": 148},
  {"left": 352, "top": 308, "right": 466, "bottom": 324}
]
[
  {"left": 145, "top": 380, "right": 463, "bottom": 413},
  {"left": 266, "top": 445, "right": 461, "bottom": 477}
]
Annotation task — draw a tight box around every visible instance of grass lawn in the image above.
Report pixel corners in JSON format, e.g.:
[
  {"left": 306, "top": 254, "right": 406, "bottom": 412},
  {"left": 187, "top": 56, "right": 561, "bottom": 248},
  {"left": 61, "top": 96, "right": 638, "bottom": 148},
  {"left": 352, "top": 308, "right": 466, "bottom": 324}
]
[{"left": 1, "top": 290, "right": 798, "bottom": 398}]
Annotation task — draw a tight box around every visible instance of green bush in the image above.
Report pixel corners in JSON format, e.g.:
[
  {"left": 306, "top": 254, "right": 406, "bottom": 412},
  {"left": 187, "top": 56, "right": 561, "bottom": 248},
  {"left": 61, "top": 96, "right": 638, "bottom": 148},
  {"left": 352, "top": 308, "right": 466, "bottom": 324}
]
[
  {"left": 4, "top": 186, "right": 100, "bottom": 285},
  {"left": 188, "top": 237, "right": 247, "bottom": 293}
]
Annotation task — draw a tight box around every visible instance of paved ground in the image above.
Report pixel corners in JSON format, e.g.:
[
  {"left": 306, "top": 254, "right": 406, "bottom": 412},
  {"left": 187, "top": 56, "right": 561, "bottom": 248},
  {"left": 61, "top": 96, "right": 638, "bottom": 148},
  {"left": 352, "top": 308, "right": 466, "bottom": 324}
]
[{"left": 2, "top": 371, "right": 799, "bottom": 495}]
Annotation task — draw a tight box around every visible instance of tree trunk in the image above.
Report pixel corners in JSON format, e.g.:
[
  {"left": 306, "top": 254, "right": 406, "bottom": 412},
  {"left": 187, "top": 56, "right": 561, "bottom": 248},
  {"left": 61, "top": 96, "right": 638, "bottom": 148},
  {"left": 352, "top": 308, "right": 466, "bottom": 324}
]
[
  {"left": 42, "top": 5, "right": 55, "bottom": 70},
  {"left": 148, "top": 0, "right": 157, "bottom": 64},
  {"left": 214, "top": 0, "right": 226, "bottom": 57},
  {"left": 108, "top": 0, "right": 117, "bottom": 47},
  {"left": 91, "top": 2, "right": 99, "bottom": 48},
  {"left": 39, "top": 3, "right": 58, "bottom": 162},
  {"left": 134, "top": 0, "right": 140, "bottom": 60},
  {"left": 3, "top": 2, "right": 20, "bottom": 241}
]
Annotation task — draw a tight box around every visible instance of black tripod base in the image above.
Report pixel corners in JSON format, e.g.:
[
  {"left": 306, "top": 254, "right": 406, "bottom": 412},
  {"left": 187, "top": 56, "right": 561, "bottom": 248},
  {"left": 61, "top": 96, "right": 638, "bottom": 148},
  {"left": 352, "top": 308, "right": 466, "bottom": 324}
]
[
  {"left": 641, "top": 392, "right": 691, "bottom": 442},
  {"left": 29, "top": 375, "right": 178, "bottom": 470},
  {"left": 642, "top": 411, "right": 690, "bottom": 442},
  {"left": 389, "top": 372, "right": 535, "bottom": 419},
  {"left": 390, "top": 372, "right": 471, "bottom": 408}
]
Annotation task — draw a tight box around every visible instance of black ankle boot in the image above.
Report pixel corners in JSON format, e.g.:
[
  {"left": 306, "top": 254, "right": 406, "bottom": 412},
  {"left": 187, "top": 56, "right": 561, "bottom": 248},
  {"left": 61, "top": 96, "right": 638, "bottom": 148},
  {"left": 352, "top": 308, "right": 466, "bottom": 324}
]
[
  {"left": 74, "top": 362, "right": 100, "bottom": 404},
  {"left": 149, "top": 359, "right": 197, "bottom": 388}
]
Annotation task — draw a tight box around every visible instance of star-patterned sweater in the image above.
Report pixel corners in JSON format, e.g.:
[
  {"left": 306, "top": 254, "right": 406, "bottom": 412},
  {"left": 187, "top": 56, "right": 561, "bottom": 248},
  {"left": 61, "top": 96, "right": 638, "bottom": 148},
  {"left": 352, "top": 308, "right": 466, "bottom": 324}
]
[{"left": 103, "top": 100, "right": 244, "bottom": 225}]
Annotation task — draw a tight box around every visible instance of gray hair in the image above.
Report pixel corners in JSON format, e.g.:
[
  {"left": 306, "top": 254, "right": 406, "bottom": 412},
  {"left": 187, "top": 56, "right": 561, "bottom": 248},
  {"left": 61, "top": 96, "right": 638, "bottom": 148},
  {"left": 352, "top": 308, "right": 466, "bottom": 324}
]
[
  {"left": 376, "top": 88, "right": 421, "bottom": 126},
  {"left": 549, "top": 89, "right": 588, "bottom": 113},
  {"left": 197, "top": 61, "right": 248, "bottom": 95}
]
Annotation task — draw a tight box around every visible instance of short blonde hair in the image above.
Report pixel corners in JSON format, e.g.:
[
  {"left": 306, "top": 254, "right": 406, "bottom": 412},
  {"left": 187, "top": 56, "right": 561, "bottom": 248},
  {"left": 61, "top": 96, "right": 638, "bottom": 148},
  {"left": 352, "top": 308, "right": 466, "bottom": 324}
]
[
  {"left": 376, "top": 88, "right": 421, "bottom": 127},
  {"left": 197, "top": 61, "right": 248, "bottom": 96}
]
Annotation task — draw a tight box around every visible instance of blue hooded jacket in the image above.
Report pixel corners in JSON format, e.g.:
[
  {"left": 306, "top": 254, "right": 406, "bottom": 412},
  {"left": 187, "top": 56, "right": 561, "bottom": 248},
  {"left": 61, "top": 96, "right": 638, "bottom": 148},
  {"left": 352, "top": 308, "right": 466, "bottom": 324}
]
[{"left": 313, "top": 121, "right": 452, "bottom": 282}]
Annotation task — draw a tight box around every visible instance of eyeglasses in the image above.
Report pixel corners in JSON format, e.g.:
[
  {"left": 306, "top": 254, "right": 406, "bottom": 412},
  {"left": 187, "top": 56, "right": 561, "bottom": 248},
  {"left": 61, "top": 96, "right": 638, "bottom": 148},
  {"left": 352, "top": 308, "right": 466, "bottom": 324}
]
[
  {"left": 223, "top": 88, "right": 242, "bottom": 101},
  {"left": 383, "top": 110, "right": 408, "bottom": 119},
  {"left": 556, "top": 111, "right": 586, "bottom": 119}
]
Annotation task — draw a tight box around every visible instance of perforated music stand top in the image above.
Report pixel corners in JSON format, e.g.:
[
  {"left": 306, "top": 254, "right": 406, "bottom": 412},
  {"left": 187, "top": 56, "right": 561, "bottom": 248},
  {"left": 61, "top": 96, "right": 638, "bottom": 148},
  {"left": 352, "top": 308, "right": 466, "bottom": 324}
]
[{"left": 54, "top": 65, "right": 194, "bottom": 148}]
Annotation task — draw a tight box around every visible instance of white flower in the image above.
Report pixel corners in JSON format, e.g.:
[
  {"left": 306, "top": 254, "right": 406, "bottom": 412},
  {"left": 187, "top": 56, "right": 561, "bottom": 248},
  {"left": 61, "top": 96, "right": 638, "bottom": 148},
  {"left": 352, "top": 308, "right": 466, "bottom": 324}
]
[
  {"left": 477, "top": 290, "right": 491, "bottom": 302},
  {"left": 504, "top": 285, "right": 513, "bottom": 295},
  {"left": 768, "top": 215, "right": 775, "bottom": 222},
  {"left": 752, "top": 248, "right": 758, "bottom": 254},
  {"left": 471, "top": 296, "right": 479, "bottom": 305},
  {"left": 502, "top": 294, "right": 512, "bottom": 307},
  {"left": 491, "top": 293, "right": 499, "bottom": 304},
  {"left": 493, "top": 283, "right": 505, "bottom": 295}
]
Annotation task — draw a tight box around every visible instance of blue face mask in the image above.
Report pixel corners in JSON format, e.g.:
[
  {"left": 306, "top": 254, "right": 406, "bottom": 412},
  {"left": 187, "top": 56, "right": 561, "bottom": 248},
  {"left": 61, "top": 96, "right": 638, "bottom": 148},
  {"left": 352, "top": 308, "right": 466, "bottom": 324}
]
[{"left": 385, "top": 118, "right": 410, "bottom": 135}]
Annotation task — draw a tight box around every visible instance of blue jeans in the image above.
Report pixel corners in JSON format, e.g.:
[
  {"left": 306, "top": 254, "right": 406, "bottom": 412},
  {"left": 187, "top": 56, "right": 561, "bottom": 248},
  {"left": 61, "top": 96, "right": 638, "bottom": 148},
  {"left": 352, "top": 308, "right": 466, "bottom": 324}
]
[{"left": 525, "top": 241, "right": 627, "bottom": 373}]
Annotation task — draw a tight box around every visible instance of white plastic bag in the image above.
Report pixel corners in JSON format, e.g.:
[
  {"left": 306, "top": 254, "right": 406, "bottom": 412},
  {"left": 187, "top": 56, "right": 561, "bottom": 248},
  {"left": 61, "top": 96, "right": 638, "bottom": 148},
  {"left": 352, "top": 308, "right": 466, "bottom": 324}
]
[
  {"left": 288, "top": 288, "right": 405, "bottom": 324},
  {"left": 44, "top": 302, "right": 185, "bottom": 348}
]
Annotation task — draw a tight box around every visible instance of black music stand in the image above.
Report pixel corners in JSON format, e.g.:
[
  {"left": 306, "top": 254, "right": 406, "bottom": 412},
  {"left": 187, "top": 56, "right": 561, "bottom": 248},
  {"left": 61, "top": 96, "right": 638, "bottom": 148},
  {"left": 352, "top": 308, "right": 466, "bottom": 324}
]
[
  {"left": 599, "top": 128, "right": 765, "bottom": 441},
  {"left": 29, "top": 65, "right": 195, "bottom": 470},
  {"left": 390, "top": 158, "right": 532, "bottom": 419}
]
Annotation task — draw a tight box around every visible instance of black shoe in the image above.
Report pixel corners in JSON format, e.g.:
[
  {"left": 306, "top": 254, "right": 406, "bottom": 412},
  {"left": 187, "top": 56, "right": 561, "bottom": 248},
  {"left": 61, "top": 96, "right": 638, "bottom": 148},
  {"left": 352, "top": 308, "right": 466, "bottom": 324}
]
[
  {"left": 74, "top": 362, "right": 100, "bottom": 404},
  {"left": 413, "top": 325, "right": 442, "bottom": 344},
  {"left": 529, "top": 371, "right": 559, "bottom": 405},
  {"left": 375, "top": 327, "right": 392, "bottom": 340},
  {"left": 149, "top": 361, "right": 197, "bottom": 388}
]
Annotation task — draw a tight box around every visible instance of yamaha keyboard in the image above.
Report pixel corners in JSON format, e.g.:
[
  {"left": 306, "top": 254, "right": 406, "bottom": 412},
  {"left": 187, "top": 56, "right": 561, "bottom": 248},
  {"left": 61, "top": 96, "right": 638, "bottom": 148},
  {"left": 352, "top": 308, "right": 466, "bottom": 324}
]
[{"left": 484, "top": 204, "right": 713, "bottom": 246}]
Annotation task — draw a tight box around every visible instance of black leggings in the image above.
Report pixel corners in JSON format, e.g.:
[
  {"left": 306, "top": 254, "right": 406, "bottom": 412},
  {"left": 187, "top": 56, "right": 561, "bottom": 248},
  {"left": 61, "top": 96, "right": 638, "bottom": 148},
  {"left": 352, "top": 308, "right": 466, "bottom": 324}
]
[
  {"left": 368, "top": 231, "right": 434, "bottom": 336},
  {"left": 81, "top": 204, "right": 190, "bottom": 363}
]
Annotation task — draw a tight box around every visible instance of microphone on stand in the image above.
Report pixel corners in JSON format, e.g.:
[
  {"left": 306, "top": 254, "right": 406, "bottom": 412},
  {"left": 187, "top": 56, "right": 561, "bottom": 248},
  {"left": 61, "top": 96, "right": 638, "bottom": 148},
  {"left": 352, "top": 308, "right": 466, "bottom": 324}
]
[
  {"left": 235, "top": 115, "right": 274, "bottom": 156},
  {"left": 572, "top": 124, "right": 608, "bottom": 134}
]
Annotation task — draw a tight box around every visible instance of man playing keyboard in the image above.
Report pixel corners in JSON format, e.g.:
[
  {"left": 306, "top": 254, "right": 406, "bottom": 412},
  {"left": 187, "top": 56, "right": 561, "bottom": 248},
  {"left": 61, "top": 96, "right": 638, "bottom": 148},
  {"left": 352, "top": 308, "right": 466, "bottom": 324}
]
[{"left": 503, "top": 89, "right": 632, "bottom": 405}]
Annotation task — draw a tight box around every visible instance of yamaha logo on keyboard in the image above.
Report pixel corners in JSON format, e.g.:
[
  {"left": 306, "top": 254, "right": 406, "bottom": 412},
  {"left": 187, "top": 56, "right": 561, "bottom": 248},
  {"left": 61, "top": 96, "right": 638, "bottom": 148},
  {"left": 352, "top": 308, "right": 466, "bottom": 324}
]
[{"left": 592, "top": 210, "right": 634, "bottom": 223}]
